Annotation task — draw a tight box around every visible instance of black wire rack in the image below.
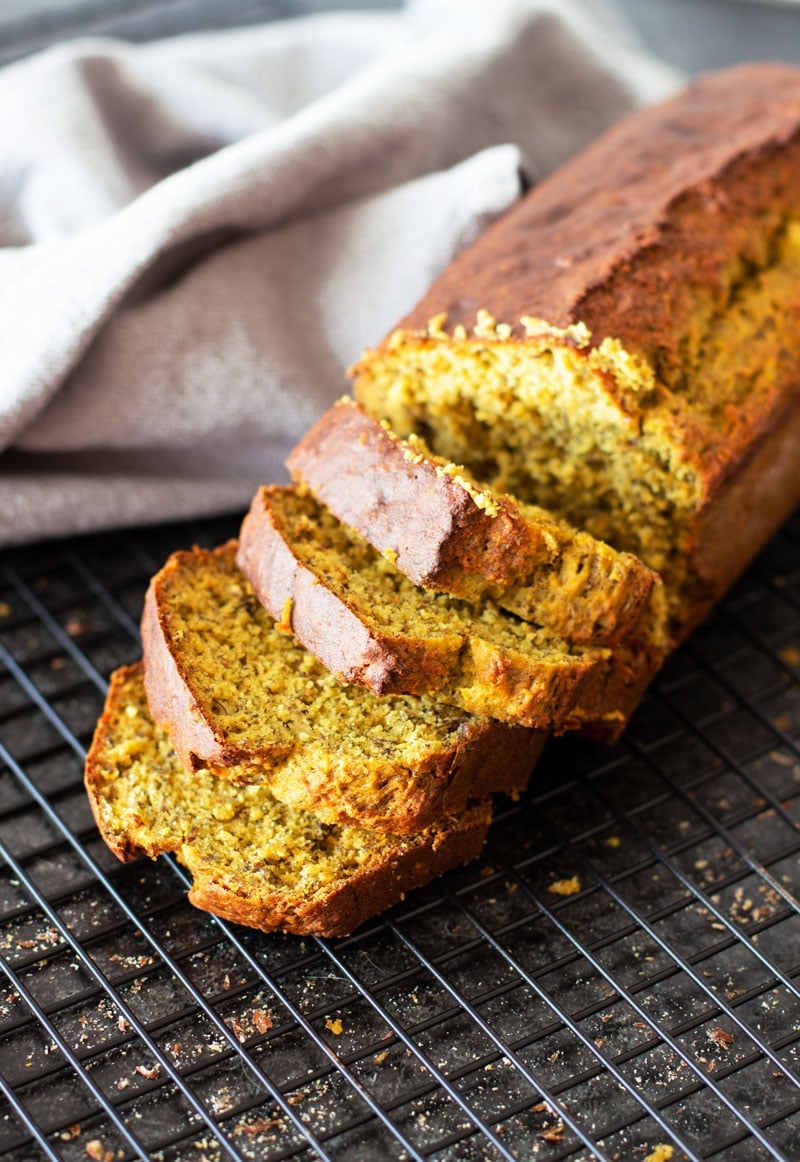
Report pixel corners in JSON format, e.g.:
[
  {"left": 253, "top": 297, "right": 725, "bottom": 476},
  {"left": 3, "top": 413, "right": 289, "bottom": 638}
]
[{"left": 1, "top": 507, "right": 800, "bottom": 1162}]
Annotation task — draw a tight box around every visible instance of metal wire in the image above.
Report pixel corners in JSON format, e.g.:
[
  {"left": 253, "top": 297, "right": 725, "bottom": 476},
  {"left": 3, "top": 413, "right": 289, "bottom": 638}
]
[{"left": 1, "top": 514, "right": 800, "bottom": 1160}]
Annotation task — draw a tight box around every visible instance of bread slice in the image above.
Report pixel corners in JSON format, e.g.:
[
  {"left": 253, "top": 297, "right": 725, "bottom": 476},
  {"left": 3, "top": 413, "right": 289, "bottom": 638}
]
[
  {"left": 141, "top": 542, "right": 544, "bottom": 830},
  {"left": 85, "top": 665, "right": 490, "bottom": 938},
  {"left": 288, "top": 396, "right": 656, "bottom": 647},
  {"left": 351, "top": 64, "right": 800, "bottom": 648},
  {"left": 237, "top": 486, "right": 611, "bottom": 730}
]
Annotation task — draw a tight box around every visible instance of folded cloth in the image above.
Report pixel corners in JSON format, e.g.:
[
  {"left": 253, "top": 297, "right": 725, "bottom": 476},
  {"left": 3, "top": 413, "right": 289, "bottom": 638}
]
[{"left": 0, "top": 0, "right": 678, "bottom": 545}]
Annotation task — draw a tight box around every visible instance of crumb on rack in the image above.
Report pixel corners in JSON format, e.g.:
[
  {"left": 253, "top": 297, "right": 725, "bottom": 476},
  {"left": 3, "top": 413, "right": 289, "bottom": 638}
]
[{"left": 547, "top": 875, "right": 581, "bottom": 896}]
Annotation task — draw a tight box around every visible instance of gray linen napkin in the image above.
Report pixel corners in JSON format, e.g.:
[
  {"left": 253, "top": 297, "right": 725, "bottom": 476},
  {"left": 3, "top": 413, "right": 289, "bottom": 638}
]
[{"left": 0, "top": 0, "right": 678, "bottom": 544}]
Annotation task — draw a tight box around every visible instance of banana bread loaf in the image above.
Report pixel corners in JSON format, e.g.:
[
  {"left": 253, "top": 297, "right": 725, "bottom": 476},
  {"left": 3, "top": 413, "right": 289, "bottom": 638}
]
[
  {"left": 86, "top": 665, "right": 490, "bottom": 937},
  {"left": 352, "top": 63, "right": 800, "bottom": 648},
  {"left": 237, "top": 485, "right": 610, "bottom": 730},
  {"left": 288, "top": 396, "right": 656, "bottom": 647},
  {"left": 141, "top": 542, "right": 544, "bottom": 830}
]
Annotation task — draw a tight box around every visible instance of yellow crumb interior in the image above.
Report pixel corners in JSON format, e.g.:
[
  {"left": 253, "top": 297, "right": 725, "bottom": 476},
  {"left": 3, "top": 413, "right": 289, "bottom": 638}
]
[
  {"left": 334, "top": 400, "right": 653, "bottom": 646},
  {"left": 92, "top": 668, "right": 422, "bottom": 895},
  {"left": 355, "top": 217, "right": 800, "bottom": 626},
  {"left": 274, "top": 487, "right": 590, "bottom": 664},
  {"left": 158, "top": 545, "right": 478, "bottom": 757}
]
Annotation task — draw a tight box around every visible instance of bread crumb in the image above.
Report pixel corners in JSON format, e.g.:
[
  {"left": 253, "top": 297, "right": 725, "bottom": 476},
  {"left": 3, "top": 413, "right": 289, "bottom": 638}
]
[
  {"left": 547, "top": 875, "right": 581, "bottom": 896},
  {"left": 253, "top": 1009, "right": 273, "bottom": 1034},
  {"left": 228, "top": 1018, "right": 247, "bottom": 1043},
  {"left": 427, "top": 313, "right": 448, "bottom": 338},
  {"left": 474, "top": 309, "right": 497, "bottom": 339},
  {"left": 538, "top": 1122, "right": 564, "bottom": 1143},
  {"left": 277, "top": 597, "right": 294, "bottom": 634},
  {"left": 644, "top": 1146, "right": 674, "bottom": 1162},
  {"left": 234, "top": 1117, "right": 281, "bottom": 1136},
  {"left": 325, "top": 1018, "right": 343, "bottom": 1035}
]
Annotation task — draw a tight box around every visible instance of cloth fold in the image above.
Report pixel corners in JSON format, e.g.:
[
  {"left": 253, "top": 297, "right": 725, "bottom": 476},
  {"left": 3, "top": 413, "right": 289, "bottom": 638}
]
[{"left": 0, "top": 0, "right": 678, "bottom": 544}]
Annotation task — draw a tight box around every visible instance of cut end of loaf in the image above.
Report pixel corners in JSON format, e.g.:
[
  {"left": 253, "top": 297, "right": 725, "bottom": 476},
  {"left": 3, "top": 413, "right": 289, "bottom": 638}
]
[
  {"left": 354, "top": 255, "right": 800, "bottom": 640},
  {"left": 353, "top": 314, "right": 689, "bottom": 577}
]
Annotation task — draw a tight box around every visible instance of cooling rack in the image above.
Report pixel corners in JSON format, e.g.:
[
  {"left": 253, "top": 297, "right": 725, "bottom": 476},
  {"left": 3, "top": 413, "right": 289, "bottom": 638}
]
[{"left": 1, "top": 508, "right": 800, "bottom": 1162}]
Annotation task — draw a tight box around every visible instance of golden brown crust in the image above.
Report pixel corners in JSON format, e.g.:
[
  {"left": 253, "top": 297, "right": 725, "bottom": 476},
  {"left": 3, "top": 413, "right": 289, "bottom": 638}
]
[
  {"left": 262, "top": 716, "right": 545, "bottom": 834},
  {"left": 85, "top": 686, "right": 140, "bottom": 865},
  {"left": 288, "top": 398, "right": 543, "bottom": 590},
  {"left": 288, "top": 397, "right": 655, "bottom": 647},
  {"left": 687, "top": 395, "right": 800, "bottom": 622},
  {"left": 237, "top": 486, "right": 603, "bottom": 730},
  {"left": 141, "top": 542, "right": 266, "bottom": 770},
  {"left": 85, "top": 665, "right": 492, "bottom": 938},
  {"left": 183, "top": 809, "right": 489, "bottom": 938},
  {"left": 563, "top": 639, "right": 664, "bottom": 743}
]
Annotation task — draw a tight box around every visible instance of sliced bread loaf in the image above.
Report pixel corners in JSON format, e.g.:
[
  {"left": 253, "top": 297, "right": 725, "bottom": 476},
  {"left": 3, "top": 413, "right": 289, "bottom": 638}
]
[
  {"left": 86, "top": 665, "right": 490, "bottom": 938},
  {"left": 288, "top": 396, "right": 656, "bottom": 647},
  {"left": 237, "top": 485, "right": 611, "bottom": 730},
  {"left": 352, "top": 65, "right": 800, "bottom": 646},
  {"left": 141, "top": 542, "right": 543, "bottom": 830}
]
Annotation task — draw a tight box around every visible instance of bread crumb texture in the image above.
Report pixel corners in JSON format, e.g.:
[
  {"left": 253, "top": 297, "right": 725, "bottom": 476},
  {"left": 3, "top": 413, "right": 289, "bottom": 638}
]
[
  {"left": 86, "top": 665, "right": 488, "bottom": 936},
  {"left": 289, "top": 397, "right": 656, "bottom": 647},
  {"left": 147, "top": 543, "right": 536, "bottom": 831},
  {"left": 256, "top": 485, "right": 607, "bottom": 728},
  {"left": 154, "top": 542, "right": 494, "bottom": 759}
]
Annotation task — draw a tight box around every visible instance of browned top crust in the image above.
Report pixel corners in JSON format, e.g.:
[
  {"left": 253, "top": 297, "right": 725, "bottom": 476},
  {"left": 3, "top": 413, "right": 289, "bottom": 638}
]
[{"left": 396, "top": 63, "right": 800, "bottom": 356}]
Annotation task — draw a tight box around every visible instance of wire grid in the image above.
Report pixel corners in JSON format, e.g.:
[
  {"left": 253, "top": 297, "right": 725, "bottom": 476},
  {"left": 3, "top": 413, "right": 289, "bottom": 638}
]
[{"left": 0, "top": 511, "right": 799, "bottom": 1162}]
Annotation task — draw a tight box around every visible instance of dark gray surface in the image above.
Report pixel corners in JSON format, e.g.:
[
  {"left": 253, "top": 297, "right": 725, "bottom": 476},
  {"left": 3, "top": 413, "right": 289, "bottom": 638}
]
[
  {"left": 616, "top": 0, "right": 800, "bottom": 72},
  {"left": 0, "top": 0, "right": 401, "bottom": 66},
  {"left": 1, "top": 509, "right": 800, "bottom": 1158},
  {"left": 3, "top": 0, "right": 800, "bottom": 73}
]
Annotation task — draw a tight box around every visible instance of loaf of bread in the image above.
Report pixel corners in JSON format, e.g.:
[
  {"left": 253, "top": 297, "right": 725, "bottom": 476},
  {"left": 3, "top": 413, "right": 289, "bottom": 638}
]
[
  {"left": 86, "top": 665, "right": 490, "bottom": 938},
  {"left": 288, "top": 396, "right": 656, "bottom": 647},
  {"left": 141, "top": 541, "right": 543, "bottom": 831},
  {"left": 237, "top": 484, "right": 613, "bottom": 730},
  {"left": 352, "top": 63, "right": 800, "bottom": 649},
  {"left": 87, "top": 65, "right": 800, "bottom": 937}
]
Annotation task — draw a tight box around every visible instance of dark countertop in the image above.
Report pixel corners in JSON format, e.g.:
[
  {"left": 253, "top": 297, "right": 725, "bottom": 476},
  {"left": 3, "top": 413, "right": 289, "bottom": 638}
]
[{"left": 3, "top": 0, "right": 800, "bottom": 72}]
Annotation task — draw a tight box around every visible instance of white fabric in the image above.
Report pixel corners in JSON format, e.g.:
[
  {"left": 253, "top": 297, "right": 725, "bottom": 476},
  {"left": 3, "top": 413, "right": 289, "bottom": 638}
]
[{"left": 0, "top": 0, "right": 678, "bottom": 544}]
